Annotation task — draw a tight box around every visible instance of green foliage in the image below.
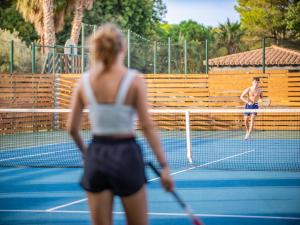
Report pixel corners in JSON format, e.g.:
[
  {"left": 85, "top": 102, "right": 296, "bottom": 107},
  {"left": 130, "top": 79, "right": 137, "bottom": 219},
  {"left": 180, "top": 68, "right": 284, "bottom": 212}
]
[
  {"left": 82, "top": 0, "right": 166, "bottom": 37},
  {"left": 1, "top": 0, "right": 299, "bottom": 74},
  {"left": 154, "top": 20, "right": 213, "bottom": 42},
  {"left": 0, "top": 29, "right": 41, "bottom": 73},
  {"left": 56, "top": 15, "right": 73, "bottom": 45},
  {"left": 169, "top": 20, "right": 213, "bottom": 42},
  {"left": 286, "top": 1, "right": 300, "bottom": 40},
  {"left": 149, "top": 20, "right": 214, "bottom": 73},
  {"left": 0, "top": 2, "right": 38, "bottom": 45},
  {"left": 235, "top": 0, "right": 300, "bottom": 40},
  {"left": 213, "top": 19, "right": 245, "bottom": 56}
]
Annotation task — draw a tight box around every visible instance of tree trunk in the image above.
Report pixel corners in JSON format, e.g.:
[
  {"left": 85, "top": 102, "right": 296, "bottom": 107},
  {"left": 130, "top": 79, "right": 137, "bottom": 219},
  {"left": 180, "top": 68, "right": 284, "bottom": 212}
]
[
  {"left": 42, "top": 0, "right": 56, "bottom": 51},
  {"left": 70, "top": 0, "right": 84, "bottom": 45}
]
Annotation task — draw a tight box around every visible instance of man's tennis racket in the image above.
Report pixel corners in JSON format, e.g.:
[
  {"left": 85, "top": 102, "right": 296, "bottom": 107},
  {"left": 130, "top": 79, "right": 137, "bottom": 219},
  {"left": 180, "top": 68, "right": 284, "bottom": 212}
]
[
  {"left": 147, "top": 162, "right": 204, "bottom": 225},
  {"left": 258, "top": 97, "right": 271, "bottom": 107}
]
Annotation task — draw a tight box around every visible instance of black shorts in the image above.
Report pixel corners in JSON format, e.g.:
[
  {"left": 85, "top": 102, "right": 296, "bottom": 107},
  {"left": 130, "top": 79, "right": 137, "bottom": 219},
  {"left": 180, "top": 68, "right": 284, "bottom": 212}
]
[{"left": 80, "top": 136, "right": 147, "bottom": 197}]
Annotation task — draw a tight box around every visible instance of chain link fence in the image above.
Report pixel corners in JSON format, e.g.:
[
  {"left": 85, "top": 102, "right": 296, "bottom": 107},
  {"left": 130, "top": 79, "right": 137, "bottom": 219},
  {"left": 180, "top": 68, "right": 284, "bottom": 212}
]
[{"left": 1, "top": 23, "right": 299, "bottom": 74}]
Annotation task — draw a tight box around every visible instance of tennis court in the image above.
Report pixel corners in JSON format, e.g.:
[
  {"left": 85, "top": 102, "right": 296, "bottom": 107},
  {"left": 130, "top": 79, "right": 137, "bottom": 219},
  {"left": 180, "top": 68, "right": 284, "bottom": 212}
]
[{"left": 0, "top": 109, "right": 299, "bottom": 225}]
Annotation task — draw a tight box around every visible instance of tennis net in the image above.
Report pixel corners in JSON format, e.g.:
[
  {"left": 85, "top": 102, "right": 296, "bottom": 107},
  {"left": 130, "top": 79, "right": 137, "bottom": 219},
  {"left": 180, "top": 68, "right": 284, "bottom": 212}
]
[{"left": 0, "top": 108, "right": 299, "bottom": 171}]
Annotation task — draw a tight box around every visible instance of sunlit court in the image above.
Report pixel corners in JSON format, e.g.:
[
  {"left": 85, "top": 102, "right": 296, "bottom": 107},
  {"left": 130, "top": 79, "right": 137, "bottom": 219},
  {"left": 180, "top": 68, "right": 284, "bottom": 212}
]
[{"left": 0, "top": 0, "right": 300, "bottom": 225}]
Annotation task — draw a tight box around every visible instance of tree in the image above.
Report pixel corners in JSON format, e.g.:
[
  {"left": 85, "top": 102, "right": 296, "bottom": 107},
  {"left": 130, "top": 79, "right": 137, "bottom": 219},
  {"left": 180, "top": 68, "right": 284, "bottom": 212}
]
[
  {"left": 70, "top": 0, "right": 94, "bottom": 44},
  {"left": 42, "top": 0, "right": 56, "bottom": 47},
  {"left": 170, "top": 20, "right": 213, "bottom": 42},
  {"left": 0, "top": 3, "right": 38, "bottom": 45},
  {"left": 16, "top": 0, "right": 44, "bottom": 44},
  {"left": 286, "top": 1, "right": 300, "bottom": 40},
  {"left": 15, "top": 0, "right": 94, "bottom": 47},
  {"left": 1, "top": 0, "right": 167, "bottom": 46},
  {"left": 148, "top": 21, "right": 214, "bottom": 73},
  {"left": 82, "top": 0, "right": 166, "bottom": 37},
  {"left": 215, "top": 19, "right": 245, "bottom": 55},
  {"left": 235, "top": 0, "right": 298, "bottom": 40}
]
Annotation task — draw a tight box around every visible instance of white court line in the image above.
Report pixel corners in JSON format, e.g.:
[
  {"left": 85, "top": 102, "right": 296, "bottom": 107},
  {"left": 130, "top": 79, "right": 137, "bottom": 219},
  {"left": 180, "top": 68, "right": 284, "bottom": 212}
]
[
  {"left": 0, "top": 209, "right": 299, "bottom": 220},
  {"left": 0, "top": 147, "right": 78, "bottom": 162},
  {"left": 172, "top": 149, "right": 255, "bottom": 176},
  {"left": 45, "top": 199, "right": 87, "bottom": 212},
  {"left": 0, "top": 141, "right": 76, "bottom": 153},
  {"left": 46, "top": 149, "right": 255, "bottom": 211}
]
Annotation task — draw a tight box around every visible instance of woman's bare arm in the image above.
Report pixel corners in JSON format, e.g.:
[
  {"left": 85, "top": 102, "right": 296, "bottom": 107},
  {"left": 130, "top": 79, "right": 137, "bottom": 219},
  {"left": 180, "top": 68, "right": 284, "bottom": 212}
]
[
  {"left": 134, "top": 76, "right": 167, "bottom": 166},
  {"left": 134, "top": 75, "right": 173, "bottom": 191}
]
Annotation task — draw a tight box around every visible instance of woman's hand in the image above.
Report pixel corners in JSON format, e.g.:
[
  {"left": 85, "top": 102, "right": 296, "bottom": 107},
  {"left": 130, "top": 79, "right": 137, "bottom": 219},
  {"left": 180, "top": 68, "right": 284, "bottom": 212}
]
[{"left": 160, "top": 166, "right": 174, "bottom": 192}]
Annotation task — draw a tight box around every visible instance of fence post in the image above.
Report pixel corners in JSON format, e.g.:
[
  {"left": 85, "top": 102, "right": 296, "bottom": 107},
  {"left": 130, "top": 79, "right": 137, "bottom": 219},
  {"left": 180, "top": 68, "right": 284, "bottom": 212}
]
[
  {"left": 71, "top": 45, "right": 75, "bottom": 73},
  {"left": 53, "top": 73, "right": 59, "bottom": 130},
  {"left": 81, "top": 23, "right": 85, "bottom": 73},
  {"left": 10, "top": 40, "right": 14, "bottom": 74},
  {"left": 262, "top": 37, "right": 266, "bottom": 74},
  {"left": 205, "top": 39, "right": 209, "bottom": 74},
  {"left": 153, "top": 41, "right": 157, "bottom": 74},
  {"left": 93, "top": 25, "right": 97, "bottom": 36},
  {"left": 127, "top": 29, "right": 131, "bottom": 68},
  {"left": 52, "top": 46, "right": 56, "bottom": 74},
  {"left": 168, "top": 37, "right": 171, "bottom": 74},
  {"left": 184, "top": 39, "right": 187, "bottom": 74},
  {"left": 31, "top": 42, "right": 36, "bottom": 74}
]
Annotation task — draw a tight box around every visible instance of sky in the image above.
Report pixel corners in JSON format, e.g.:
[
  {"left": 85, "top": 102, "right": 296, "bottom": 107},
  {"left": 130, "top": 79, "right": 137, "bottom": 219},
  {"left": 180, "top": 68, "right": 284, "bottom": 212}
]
[{"left": 162, "top": 0, "right": 240, "bottom": 26}]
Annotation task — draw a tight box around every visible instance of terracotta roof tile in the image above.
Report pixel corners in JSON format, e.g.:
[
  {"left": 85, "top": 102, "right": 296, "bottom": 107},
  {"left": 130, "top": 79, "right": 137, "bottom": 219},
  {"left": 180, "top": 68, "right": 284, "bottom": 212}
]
[{"left": 209, "top": 45, "right": 300, "bottom": 67}]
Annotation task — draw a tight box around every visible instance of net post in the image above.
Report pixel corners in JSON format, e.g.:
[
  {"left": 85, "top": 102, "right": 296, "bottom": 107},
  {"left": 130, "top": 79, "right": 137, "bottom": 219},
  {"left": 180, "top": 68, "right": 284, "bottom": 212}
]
[{"left": 185, "top": 110, "right": 192, "bottom": 163}]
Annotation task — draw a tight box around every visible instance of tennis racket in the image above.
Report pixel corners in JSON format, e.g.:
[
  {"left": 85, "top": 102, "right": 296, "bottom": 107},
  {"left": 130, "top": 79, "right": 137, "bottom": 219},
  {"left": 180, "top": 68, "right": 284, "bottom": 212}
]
[
  {"left": 258, "top": 97, "right": 271, "bottom": 107},
  {"left": 147, "top": 162, "right": 204, "bottom": 225}
]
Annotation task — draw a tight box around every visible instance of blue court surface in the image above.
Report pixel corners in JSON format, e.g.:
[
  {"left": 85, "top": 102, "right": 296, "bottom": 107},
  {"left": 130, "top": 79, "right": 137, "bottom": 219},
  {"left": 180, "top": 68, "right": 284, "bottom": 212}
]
[
  {"left": 0, "top": 167, "right": 300, "bottom": 225},
  {"left": 0, "top": 132, "right": 300, "bottom": 225}
]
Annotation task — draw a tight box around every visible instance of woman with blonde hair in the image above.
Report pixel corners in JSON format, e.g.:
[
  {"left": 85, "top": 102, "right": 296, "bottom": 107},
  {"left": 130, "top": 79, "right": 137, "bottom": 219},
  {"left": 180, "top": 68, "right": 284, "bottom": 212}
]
[{"left": 67, "top": 23, "right": 173, "bottom": 225}]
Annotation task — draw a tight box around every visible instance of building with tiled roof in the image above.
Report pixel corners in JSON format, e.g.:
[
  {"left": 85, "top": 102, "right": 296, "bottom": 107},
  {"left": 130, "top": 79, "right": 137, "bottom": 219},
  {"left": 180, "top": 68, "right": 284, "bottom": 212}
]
[{"left": 209, "top": 45, "right": 300, "bottom": 71}]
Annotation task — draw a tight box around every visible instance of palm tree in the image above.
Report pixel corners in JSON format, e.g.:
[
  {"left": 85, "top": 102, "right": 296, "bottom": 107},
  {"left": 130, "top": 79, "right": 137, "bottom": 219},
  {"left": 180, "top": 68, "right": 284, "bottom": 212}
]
[
  {"left": 16, "top": 0, "right": 94, "bottom": 48},
  {"left": 16, "top": 0, "right": 56, "bottom": 50},
  {"left": 216, "top": 19, "right": 244, "bottom": 55},
  {"left": 42, "top": 0, "right": 56, "bottom": 47},
  {"left": 16, "top": 0, "right": 44, "bottom": 44},
  {"left": 70, "top": 0, "right": 94, "bottom": 44}
]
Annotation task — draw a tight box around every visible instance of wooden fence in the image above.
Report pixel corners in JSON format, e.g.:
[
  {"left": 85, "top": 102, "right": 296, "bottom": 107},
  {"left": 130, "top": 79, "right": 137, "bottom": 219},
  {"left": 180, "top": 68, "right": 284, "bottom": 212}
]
[
  {"left": 1, "top": 71, "right": 299, "bottom": 134},
  {"left": 0, "top": 74, "right": 55, "bottom": 133}
]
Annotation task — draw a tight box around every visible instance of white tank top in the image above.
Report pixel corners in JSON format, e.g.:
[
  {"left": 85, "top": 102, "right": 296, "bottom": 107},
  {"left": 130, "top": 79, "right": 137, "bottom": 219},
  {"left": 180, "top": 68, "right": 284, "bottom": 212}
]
[{"left": 83, "top": 69, "right": 137, "bottom": 135}]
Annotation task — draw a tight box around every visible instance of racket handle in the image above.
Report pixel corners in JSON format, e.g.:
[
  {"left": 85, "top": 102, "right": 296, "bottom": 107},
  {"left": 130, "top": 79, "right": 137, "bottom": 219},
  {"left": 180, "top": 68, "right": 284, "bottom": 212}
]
[
  {"left": 147, "top": 162, "right": 205, "bottom": 225},
  {"left": 147, "top": 162, "right": 161, "bottom": 177},
  {"left": 148, "top": 162, "right": 187, "bottom": 208},
  {"left": 193, "top": 218, "right": 204, "bottom": 225}
]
